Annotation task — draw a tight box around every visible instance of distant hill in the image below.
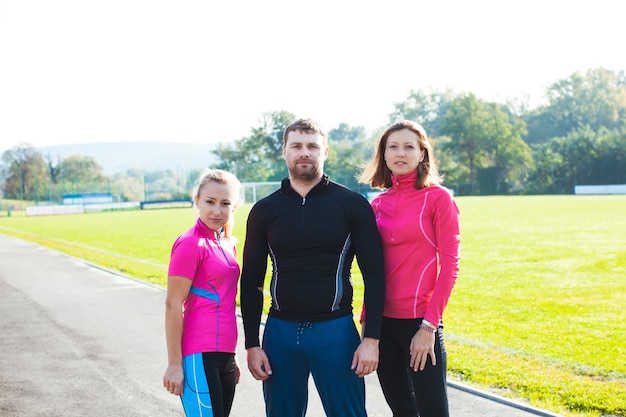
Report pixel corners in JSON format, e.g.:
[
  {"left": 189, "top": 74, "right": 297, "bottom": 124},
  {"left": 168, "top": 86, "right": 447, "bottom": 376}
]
[{"left": 37, "top": 142, "right": 220, "bottom": 175}]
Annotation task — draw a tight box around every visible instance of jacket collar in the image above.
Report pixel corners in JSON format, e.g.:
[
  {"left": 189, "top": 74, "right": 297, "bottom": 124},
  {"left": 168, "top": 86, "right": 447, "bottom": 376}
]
[
  {"left": 281, "top": 174, "right": 329, "bottom": 195},
  {"left": 196, "top": 217, "right": 221, "bottom": 240},
  {"left": 390, "top": 170, "right": 417, "bottom": 190}
]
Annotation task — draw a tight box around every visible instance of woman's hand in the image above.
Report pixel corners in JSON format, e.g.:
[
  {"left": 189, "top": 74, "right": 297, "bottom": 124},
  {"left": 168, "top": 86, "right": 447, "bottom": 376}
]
[
  {"left": 163, "top": 364, "right": 184, "bottom": 395},
  {"left": 409, "top": 328, "right": 436, "bottom": 372},
  {"left": 234, "top": 356, "right": 241, "bottom": 384}
]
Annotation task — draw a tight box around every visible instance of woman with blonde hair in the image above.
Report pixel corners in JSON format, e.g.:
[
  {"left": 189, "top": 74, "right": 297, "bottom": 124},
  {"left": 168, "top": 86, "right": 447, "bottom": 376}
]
[{"left": 163, "top": 169, "right": 242, "bottom": 417}]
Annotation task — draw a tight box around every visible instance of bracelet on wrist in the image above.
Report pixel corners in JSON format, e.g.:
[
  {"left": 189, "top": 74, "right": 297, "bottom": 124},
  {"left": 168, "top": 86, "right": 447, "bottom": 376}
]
[
  {"left": 421, "top": 319, "right": 436, "bottom": 329},
  {"left": 419, "top": 323, "right": 437, "bottom": 333}
]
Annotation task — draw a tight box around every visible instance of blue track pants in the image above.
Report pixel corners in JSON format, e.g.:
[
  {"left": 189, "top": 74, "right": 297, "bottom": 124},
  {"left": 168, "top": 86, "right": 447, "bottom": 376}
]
[{"left": 262, "top": 315, "right": 367, "bottom": 417}]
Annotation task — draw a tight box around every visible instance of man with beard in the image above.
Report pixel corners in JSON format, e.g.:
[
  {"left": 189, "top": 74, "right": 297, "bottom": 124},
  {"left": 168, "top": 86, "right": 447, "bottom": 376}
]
[{"left": 240, "top": 118, "right": 385, "bottom": 417}]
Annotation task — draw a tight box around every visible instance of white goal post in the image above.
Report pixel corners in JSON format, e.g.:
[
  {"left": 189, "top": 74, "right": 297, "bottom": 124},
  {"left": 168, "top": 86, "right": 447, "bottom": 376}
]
[{"left": 241, "top": 182, "right": 281, "bottom": 204}]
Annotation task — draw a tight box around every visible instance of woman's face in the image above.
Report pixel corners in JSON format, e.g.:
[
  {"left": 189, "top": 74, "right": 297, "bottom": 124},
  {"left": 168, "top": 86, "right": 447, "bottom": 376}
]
[
  {"left": 195, "top": 181, "right": 237, "bottom": 232},
  {"left": 384, "top": 129, "right": 424, "bottom": 176}
]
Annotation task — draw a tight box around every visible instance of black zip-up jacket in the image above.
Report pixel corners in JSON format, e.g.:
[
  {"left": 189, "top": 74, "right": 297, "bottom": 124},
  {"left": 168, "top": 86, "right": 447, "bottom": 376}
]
[{"left": 240, "top": 175, "right": 385, "bottom": 349}]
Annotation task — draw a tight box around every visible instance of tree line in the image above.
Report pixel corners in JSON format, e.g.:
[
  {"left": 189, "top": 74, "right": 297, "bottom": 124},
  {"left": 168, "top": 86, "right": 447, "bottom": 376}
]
[
  {"left": 2, "top": 67, "right": 625, "bottom": 203},
  {"left": 213, "top": 67, "right": 626, "bottom": 195},
  {"left": 0, "top": 148, "right": 204, "bottom": 204}
]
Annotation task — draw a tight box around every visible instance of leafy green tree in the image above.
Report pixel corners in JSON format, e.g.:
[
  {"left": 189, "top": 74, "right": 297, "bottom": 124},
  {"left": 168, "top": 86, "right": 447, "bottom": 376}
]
[
  {"left": 212, "top": 140, "right": 265, "bottom": 182},
  {"left": 483, "top": 103, "right": 533, "bottom": 193},
  {"left": 143, "top": 169, "right": 178, "bottom": 200},
  {"left": 325, "top": 124, "right": 372, "bottom": 191},
  {"left": 187, "top": 168, "right": 205, "bottom": 190},
  {"left": 249, "top": 110, "right": 295, "bottom": 181},
  {"left": 560, "top": 126, "right": 626, "bottom": 188},
  {"left": 522, "top": 109, "right": 562, "bottom": 145},
  {"left": 549, "top": 68, "right": 626, "bottom": 131},
  {"left": 561, "top": 126, "right": 599, "bottom": 188},
  {"left": 525, "top": 140, "right": 567, "bottom": 194},
  {"left": 172, "top": 168, "right": 205, "bottom": 200},
  {"left": 439, "top": 95, "right": 532, "bottom": 194},
  {"left": 525, "top": 68, "right": 626, "bottom": 144},
  {"left": 525, "top": 126, "right": 626, "bottom": 193},
  {"left": 45, "top": 154, "right": 62, "bottom": 185},
  {"left": 51, "top": 154, "right": 108, "bottom": 197},
  {"left": 1, "top": 144, "right": 49, "bottom": 201},
  {"left": 212, "top": 111, "right": 296, "bottom": 182},
  {"left": 432, "top": 135, "right": 467, "bottom": 191},
  {"left": 389, "top": 88, "right": 455, "bottom": 137},
  {"left": 59, "top": 154, "right": 105, "bottom": 184},
  {"left": 592, "top": 129, "right": 626, "bottom": 184},
  {"left": 440, "top": 94, "right": 491, "bottom": 193},
  {"left": 328, "top": 123, "right": 365, "bottom": 142},
  {"left": 109, "top": 171, "right": 145, "bottom": 202}
]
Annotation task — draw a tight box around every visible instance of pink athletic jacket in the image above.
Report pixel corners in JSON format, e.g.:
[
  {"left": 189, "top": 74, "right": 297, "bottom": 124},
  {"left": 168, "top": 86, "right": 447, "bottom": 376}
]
[
  {"left": 371, "top": 171, "right": 460, "bottom": 325},
  {"left": 168, "top": 218, "right": 240, "bottom": 356}
]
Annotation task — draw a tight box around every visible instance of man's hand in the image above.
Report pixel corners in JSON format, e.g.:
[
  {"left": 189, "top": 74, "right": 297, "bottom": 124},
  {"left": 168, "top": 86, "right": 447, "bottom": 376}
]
[
  {"left": 247, "top": 347, "right": 272, "bottom": 380},
  {"left": 351, "top": 337, "right": 379, "bottom": 377}
]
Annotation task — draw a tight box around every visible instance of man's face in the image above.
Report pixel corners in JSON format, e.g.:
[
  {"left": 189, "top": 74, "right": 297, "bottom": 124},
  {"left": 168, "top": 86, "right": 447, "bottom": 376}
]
[{"left": 282, "top": 130, "right": 328, "bottom": 182}]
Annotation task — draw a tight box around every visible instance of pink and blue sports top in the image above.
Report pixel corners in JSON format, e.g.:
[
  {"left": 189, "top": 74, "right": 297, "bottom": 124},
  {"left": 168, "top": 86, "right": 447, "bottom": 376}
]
[{"left": 168, "top": 217, "right": 240, "bottom": 357}]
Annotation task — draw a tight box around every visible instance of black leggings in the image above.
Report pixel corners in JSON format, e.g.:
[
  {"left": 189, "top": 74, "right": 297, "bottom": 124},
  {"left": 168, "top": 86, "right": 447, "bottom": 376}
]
[{"left": 377, "top": 317, "right": 449, "bottom": 417}]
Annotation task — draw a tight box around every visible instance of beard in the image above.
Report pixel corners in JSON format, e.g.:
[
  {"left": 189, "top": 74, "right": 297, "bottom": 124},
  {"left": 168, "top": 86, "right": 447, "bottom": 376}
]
[{"left": 288, "top": 159, "right": 323, "bottom": 182}]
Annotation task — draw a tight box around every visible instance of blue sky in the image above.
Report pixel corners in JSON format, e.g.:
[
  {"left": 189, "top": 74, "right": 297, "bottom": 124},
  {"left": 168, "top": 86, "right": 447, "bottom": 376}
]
[{"left": 1, "top": 0, "right": 624, "bottom": 150}]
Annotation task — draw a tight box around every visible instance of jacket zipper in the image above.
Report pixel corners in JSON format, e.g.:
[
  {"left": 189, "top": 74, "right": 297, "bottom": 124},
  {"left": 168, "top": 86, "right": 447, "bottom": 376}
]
[{"left": 215, "top": 232, "right": 231, "bottom": 266}]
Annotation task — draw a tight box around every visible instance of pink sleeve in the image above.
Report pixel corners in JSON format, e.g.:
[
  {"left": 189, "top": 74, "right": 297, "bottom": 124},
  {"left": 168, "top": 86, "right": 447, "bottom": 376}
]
[
  {"left": 424, "top": 190, "right": 460, "bottom": 326},
  {"left": 168, "top": 237, "right": 200, "bottom": 279}
]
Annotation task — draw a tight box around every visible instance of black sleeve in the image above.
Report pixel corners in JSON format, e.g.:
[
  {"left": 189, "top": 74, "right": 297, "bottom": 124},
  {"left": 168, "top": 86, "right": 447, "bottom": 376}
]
[
  {"left": 240, "top": 202, "right": 269, "bottom": 349},
  {"left": 350, "top": 194, "right": 385, "bottom": 340}
]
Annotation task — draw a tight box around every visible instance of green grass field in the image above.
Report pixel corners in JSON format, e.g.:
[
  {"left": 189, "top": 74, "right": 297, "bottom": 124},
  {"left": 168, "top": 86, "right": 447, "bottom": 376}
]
[{"left": 0, "top": 195, "right": 624, "bottom": 416}]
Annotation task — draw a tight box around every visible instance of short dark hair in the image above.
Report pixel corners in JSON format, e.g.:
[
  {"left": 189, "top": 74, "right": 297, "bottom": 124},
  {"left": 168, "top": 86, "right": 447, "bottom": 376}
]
[{"left": 283, "top": 118, "right": 327, "bottom": 147}]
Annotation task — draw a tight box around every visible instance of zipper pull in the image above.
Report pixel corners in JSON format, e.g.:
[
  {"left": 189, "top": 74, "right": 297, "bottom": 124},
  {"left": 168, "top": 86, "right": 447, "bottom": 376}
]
[
  {"left": 215, "top": 231, "right": 231, "bottom": 266},
  {"left": 302, "top": 197, "right": 306, "bottom": 205}
]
